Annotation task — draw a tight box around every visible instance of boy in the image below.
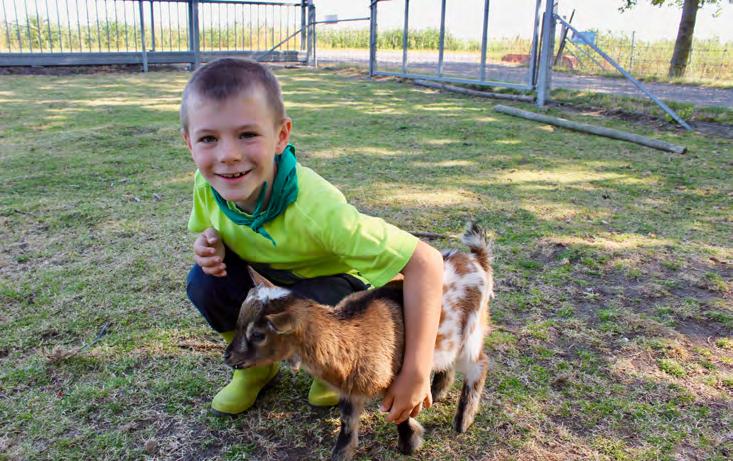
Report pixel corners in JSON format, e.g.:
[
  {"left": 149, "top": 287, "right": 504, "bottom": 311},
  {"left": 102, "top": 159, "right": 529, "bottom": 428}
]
[{"left": 181, "top": 58, "right": 443, "bottom": 425}]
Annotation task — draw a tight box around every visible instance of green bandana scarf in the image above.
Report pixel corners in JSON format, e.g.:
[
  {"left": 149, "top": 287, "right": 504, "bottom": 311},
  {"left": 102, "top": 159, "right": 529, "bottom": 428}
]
[{"left": 210, "top": 144, "right": 298, "bottom": 246}]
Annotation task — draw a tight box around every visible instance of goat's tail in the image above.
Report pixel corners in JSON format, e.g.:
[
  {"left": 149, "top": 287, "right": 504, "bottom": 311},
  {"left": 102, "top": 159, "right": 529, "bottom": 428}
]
[{"left": 461, "top": 221, "right": 492, "bottom": 273}]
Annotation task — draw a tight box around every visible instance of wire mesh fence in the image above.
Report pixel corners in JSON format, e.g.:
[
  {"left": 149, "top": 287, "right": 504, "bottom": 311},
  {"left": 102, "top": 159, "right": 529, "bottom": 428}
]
[{"left": 556, "top": 32, "right": 733, "bottom": 83}]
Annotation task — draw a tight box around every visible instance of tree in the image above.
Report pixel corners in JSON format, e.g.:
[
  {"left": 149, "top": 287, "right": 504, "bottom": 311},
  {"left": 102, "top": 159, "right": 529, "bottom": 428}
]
[{"left": 620, "top": 0, "right": 723, "bottom": 78}]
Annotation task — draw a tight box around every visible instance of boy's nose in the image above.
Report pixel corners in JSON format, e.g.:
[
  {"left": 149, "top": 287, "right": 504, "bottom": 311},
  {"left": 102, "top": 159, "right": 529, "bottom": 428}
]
[{"left": 218, "top": 140, "right": 243, "bottom": 163}]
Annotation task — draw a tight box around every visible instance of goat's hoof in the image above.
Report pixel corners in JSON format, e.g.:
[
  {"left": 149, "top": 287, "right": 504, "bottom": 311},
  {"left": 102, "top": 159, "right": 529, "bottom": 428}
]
[
  {"left": 453, "top": 414, "right": 474, "bottom": 433},
  {"left": 330, "top": 447, "right": 355, "bottom": 461},
  {"left": 431, "top": 388, "right": 450, "bottom": 403},
  {"left": 397, "top": 434, "right": 423, "bottom": 455}
]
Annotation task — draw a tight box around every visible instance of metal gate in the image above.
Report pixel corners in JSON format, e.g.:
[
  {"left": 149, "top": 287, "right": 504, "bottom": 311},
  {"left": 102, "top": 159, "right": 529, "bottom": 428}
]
[
  {"left": 368, "top": 0, "right": 544, "bottom": 92},
  {"left": 0, "top": 0, "right": 315, "bottom": 69}
]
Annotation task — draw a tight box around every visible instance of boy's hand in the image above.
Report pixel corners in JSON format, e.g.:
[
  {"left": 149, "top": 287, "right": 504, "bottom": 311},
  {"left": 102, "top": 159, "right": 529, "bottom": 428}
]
[
  {"left": 194, "top": 228, "right": 227, "bottom": 277},
  {"left": 381, "top": 367, "right": 432, "bottom": 424}
]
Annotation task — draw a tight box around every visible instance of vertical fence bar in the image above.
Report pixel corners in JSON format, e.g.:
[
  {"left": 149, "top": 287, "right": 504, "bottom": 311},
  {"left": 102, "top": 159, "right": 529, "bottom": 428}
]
[
  {"left": 189, "top": 0, "right": 199, "bottom": 68},
  {"left": 23, "top": 0, "right": 32, "bottom": 52},
  {"left": 34, "top": 0, "right": 43, "bottom": 51},
  {"left": 44, "top": 0, "right": 53, "bottom": 51},
  {"left": 285, "top": 4, "right": 289, "bottom": 51},
  {"left": 65, "top": 0, "right": 72, "bottom": 51},
  {"left": 224, "top": 3, "right": 229, "bottom": 51},
  {"left": 104, "top": 0, "right": 111, "bottom": 51},
  {"left": 113, "top": 0, "right": 119, "bottom": 51},
  {"left": 528, "top": 0, "right": 542, "bottom": 88},
  {"left": 200, "top": 1, "right": 205, "bottom": 51},
  {"left": 2, "top": 0, "right": 12, "bottom": 52},
  {"left": 479, "top": 0, "right": 489, "bottom": 81},
  {"left": 55, "top": 0, "right": 63, "bottom": 51},
  {"left": 536, "top": 0, "right": 556, "bottom": 106},
  {"left": 629, "top": 30, "right": 635, "bottom": 71},
  {"left": 94, "top": 0, "right": 102, "bottom": 51},
  {"left": 167, "top": 1, "right": 172, "bottom": 51},
  {"left": 139, "top": 0, "right": 147, "bottom": 71},
  {"left": 437, "top": 0, "right": 446, "bottom": 76},
  {"left": 401, "top": 0, "right": 409, "bottom": 74},
  {"left": 235, "top": 3, "right": 239, "bottom": 51},
  {"left": 369, "top": 0, "right": 377, "bottom": 76},
  {"left": 149, "top": 0, "right": 155, "bottom": 50},
  {"left": 33, "top": 0, "right": 43, "bottom": 51},
  {"left": 300, "top": 0, "right": 305, "bottom": 51},
  {"left": 12, "top": 0, "right": 22, "bottom": 52},
  {"left": 131, "top": 0, "right": 138, "bottom": 50},
  {"left": 177, "top": 1, "right": 183, "bottom": 51},
  {"left": 249, "top": 4, "right": 252, "bottom": 50}
]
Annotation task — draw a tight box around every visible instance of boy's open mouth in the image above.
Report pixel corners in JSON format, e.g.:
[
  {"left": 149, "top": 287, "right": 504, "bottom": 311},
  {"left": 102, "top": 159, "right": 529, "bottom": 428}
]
[{"left": 216, "top": 170, "right": 251, "bottom": 180}]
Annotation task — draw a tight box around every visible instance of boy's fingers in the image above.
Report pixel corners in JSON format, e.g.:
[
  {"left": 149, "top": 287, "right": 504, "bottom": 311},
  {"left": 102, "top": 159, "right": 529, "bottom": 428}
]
[
  {"left": 390, "top": 408, "right": 411, "bottom": 424},
  {"left": 380, "top": 394, "right": 394, "bottom": 413},
  {"left": 195, "top": 255, "right": 223, "bottom": 268},
  {"left": 194, "top": 245, "right": 216, "bottom": 257},
  {"left": 203, "top": 264, "right": 227, "bottom": 276}
]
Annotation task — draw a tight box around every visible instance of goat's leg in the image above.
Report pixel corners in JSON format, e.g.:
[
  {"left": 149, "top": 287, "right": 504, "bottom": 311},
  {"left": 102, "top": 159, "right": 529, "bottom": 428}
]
[
  {"left": 431, "top": 368, "right": 455, "bottom": 403},
  {"left": 454, "top": 352, "right": 489, "bottom": 433},
  {"left": 331, "top": 397, "right": 364, "bottom": 461},
  {"left": 396, "top": 417, "right": 425, "bottom": 455}
]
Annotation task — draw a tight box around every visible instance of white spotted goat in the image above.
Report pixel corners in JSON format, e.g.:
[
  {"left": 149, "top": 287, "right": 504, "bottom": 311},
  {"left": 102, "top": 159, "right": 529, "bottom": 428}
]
[{"left": 225, "top": 223, "right": 494, "bottom": 460}]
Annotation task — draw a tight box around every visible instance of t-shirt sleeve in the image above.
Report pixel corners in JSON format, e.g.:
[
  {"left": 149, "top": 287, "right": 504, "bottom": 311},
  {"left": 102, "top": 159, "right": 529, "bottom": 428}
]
[
  {"left": 317, "top": 202, "right": 419, "bottom": 287},
  {"left": 188, "top": 170, "right": 212, "bottom": 233}
]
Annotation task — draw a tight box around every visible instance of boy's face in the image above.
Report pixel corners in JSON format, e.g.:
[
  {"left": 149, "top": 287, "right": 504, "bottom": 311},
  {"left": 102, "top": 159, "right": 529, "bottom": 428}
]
[{"left": 183, "top": 87, "right": 291, "bottom": 212}]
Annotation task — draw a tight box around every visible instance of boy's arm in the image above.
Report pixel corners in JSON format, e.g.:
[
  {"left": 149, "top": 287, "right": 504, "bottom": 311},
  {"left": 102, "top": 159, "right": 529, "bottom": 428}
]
[{"left": 381, "top": 240, "right": 444, "bottom": 424}]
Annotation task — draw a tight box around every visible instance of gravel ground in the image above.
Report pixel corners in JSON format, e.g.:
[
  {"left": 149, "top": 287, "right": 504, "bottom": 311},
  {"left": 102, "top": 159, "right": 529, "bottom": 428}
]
[{"left": 317, "top": 49, "right": 733, "bottom": 109}]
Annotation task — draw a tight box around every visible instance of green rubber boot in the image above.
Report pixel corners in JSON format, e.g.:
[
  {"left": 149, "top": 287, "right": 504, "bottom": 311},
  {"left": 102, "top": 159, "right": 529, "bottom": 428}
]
[
  {"left": 308, "top": 378, "right": 340, "bottom": 407},
  {"left": 211, "top": 331, "right": 279, "bottom": 416}
]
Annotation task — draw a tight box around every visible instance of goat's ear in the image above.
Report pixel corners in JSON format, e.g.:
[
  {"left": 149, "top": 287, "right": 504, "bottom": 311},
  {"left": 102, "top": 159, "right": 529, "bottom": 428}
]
[
  {"left": 248, "top": 266, "right": 275, "bottom": 288},
  {"left": 265, "top": 311, "right": 295, "bottom": 335}
]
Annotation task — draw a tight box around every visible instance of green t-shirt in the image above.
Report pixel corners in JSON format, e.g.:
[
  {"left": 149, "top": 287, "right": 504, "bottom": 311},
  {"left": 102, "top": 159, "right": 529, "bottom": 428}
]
[{"left": 188, "top": 163, "right": 418, "bottom": 287}]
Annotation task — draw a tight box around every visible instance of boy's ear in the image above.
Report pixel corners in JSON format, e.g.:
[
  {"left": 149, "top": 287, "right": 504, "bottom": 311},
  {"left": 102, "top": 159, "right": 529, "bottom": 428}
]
[
  {"left": 182, "top": 130, "right": 193, "bottom": 152},
  {"left": 265, "top": 311, "right": 295, "bottom": 335},
  {"left": 275, "top": 117, "right": 292, "bottom": 153},
  {"left": 248, "top": 266, "right": 276, "bottom": 288}
]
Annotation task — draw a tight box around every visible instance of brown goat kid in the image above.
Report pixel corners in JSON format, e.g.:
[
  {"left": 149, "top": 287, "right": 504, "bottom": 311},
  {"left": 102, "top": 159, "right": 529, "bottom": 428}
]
[{"left": 225, "top": 223, "right": 494, "bottom": 460}]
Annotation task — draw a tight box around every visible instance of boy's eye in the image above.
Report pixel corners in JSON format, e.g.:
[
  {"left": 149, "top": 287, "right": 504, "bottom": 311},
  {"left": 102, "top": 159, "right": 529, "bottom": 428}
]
[
  {"left": 240, "top": 132, "right": 258, "bottom": 139},
  {"left": 199, "top": 135, "right": 217, "bottom": 143}
]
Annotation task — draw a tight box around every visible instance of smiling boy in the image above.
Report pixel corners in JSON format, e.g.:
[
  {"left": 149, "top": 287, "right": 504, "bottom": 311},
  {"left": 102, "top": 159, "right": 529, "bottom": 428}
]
[{"left": 181, "top": 58, "right": 443, "bottom": 424}]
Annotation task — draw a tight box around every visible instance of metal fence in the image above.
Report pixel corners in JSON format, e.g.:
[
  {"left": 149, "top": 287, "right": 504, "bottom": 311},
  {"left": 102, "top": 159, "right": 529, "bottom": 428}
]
[
  {"left": 367, "top": 0, "right": 543, "bottom": 93},
  {"left": 0, "top": 0, "right": 315, "bottom": 68}
]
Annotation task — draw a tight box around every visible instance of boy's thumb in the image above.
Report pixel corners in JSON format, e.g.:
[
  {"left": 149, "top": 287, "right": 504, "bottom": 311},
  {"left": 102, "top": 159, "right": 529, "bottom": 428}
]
[{"left": 204, "top": 228, "right": 218, "bottom": 245}]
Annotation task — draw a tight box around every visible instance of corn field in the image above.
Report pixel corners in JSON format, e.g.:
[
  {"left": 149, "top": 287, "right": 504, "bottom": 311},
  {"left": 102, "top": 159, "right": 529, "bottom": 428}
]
[
  {"left": 318, "top": 28, "right": 733, "bottom": 83},
  {"left": 0, "top": 18, "right": 301, "bottom": 54}
]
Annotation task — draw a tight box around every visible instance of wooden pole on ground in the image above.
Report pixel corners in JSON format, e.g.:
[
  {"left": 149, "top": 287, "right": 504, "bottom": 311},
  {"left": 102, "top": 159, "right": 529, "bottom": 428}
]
[
  {"left": 494, "top": 104, "right": 687, "bottom": 154},
  {"left": 414, "top": 80, "right": 534, "bottom": 103}
]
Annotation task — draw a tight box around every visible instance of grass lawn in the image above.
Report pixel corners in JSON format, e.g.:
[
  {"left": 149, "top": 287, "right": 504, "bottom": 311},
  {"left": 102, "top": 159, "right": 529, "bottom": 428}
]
[{"left": 0, "top": 66, "right": 731, "bottom": 461}]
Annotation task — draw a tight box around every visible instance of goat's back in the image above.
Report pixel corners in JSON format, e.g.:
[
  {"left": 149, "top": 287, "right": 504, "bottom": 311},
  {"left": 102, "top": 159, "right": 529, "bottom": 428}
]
[{"left": 330, "top": 281, "right": 405, "bottom": 397}]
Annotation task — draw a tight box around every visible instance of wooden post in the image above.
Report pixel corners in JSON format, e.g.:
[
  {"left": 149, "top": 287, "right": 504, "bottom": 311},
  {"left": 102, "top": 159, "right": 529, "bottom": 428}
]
[{"left": 494, "top": 104, "right": 687, "bottom": 154}]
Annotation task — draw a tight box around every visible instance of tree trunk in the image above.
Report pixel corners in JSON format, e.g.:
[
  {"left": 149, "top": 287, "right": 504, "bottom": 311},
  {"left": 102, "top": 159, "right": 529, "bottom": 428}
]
[{"left": 668, "top": 0, "right": 699, "bottom": 78}]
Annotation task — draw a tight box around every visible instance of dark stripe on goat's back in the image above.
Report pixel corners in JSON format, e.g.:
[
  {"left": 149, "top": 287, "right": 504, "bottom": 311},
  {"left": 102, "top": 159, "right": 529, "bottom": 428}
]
[{"left": 335, "top": 280, "right": 404, "bottom": 319}]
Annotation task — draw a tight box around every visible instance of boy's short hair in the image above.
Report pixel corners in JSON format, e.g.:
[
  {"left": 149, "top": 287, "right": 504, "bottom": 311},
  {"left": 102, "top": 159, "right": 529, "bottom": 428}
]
[{"left": 180, "top": 58, "right": 286, "bottom": 131}]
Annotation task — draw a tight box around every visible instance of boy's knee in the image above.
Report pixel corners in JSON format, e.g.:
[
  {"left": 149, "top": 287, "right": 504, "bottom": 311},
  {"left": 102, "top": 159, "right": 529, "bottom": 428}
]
[{"left": 186, "top": 264, "right": 222, "bottom": 311}]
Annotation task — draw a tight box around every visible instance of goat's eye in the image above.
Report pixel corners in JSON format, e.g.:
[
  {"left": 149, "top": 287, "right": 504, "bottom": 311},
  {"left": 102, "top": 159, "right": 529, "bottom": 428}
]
[{"left": 250, "top": 332, "right": 266, "bottom": 343}]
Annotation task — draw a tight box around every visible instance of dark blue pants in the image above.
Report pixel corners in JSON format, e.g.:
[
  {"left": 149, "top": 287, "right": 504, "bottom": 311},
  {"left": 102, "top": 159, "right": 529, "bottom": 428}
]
[{"left": 186, "top": 246, "right": 369, "bottom": 332}]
